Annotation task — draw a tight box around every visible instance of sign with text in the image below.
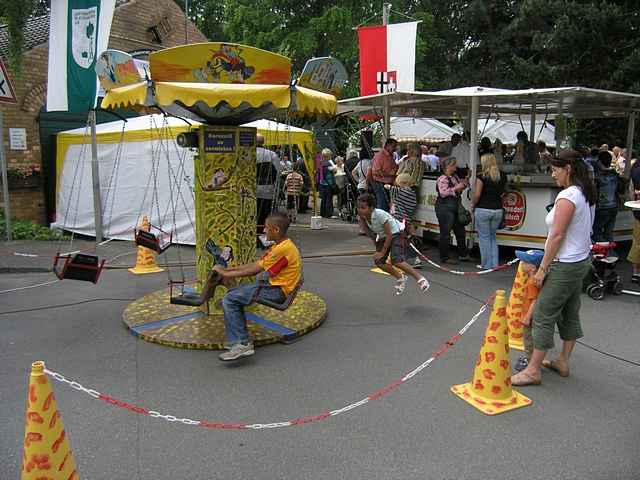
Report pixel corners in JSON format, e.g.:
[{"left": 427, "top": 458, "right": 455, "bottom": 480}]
[
  {"left": 0, "top": 58, "right": 17, "bottom": 103},
  {"left": 204, "top": 131, "right": 236, "bottom": 153},
  {"left": 9, "top": 128, "right": 27, "bottom": 150},
  {"left": 502, "top": 190, "right": 526, "bottom": 230}
]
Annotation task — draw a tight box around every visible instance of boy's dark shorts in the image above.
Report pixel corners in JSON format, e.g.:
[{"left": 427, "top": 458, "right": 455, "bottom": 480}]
[
  {"left": 286, "top": 194, "right": 297, "bottom": 209},
  {"left": 375, "top": 234, "right": 406, "bottom": 266}
]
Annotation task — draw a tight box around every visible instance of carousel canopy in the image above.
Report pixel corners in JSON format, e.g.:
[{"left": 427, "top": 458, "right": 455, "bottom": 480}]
[{"left": 99, "top": 43, "right": 338, "bottom": 124}]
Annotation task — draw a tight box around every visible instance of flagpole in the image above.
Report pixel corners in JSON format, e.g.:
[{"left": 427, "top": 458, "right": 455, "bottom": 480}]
[
  {"left": 184, "top": 0, "right": 189, "bottom": 44},
  {"left": 89, "top": 109, "right": 103, "bottom": 247},
  {"left": 382, "top": 2, "right": 391, "bottom": 141}
]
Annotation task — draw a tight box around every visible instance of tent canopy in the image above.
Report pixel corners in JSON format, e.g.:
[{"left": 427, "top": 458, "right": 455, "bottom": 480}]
[
  {"left": 457, "top": 118, "right": 557, "bottom": 146},
  {"left": 55, "top": 114, "right": 315, "bottom": 243},
  {"left": 338, "top": 86, "right": 640, "bottom": 119},
  {"left": 385, "top": 117, "right": 457, "bottom": 143}
]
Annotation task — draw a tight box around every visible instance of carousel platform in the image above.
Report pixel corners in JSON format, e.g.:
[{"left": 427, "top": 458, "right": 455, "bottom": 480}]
[{"left": 122, "top": 283, "right": 327, "bottom": 349}]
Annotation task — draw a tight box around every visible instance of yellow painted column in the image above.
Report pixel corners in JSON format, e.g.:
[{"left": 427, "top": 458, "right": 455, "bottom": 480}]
[{"left": 194, "top": 126, "right": 257, "bottom": 313}]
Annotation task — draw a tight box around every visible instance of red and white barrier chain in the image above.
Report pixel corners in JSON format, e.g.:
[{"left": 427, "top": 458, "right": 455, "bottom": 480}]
[
  {"left": 409, "top": 243, "right": 519, "bottom": 276},
  {"left": 44, "top": 297, "right": 492, "bottom": 430}
]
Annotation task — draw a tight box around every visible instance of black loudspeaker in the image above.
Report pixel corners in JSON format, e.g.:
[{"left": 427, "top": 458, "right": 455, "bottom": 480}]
[
  {"left": 176, "top": 132, "right": 199, "bottom": 148},
  {"left": 360, "top": 130, "right": 374, "bottom": 156}
]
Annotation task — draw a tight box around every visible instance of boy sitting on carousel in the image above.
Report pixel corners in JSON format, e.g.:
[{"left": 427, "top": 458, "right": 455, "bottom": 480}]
[{"left": 213, "top": 212, "right": 301, "bottom": 361}]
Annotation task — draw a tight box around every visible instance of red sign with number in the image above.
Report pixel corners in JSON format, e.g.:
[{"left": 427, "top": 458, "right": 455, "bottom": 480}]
[{"left": 502, "top": 190, "right": 526, "bottom": 230}]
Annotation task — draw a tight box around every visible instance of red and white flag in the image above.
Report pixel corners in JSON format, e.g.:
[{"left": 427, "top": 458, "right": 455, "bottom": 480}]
[{"left": 357, "top": 21, "right": 418, "bottom": 96}]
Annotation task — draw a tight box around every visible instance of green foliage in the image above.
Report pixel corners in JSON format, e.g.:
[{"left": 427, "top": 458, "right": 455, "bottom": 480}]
[
  {"left": 0, "top": 212, "right": 68, "bottom": 241},
  {"left": 1, "top": 0, "right": 49, "bottom": 76}
]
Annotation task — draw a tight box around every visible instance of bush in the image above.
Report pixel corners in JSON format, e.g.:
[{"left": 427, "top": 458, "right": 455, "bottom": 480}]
[{"left": 0, "top": 212, "right": 69, "bottom": 241}]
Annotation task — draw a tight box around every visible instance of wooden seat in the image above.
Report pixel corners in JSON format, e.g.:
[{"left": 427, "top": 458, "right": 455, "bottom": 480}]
[
  {"left": 135, "top": 228, "right": 172, "bottom": 254},
  {"left": 170, "top": 271, "right": 221, "bottom": 306},
  {"left": 52, "top": 253, "right": 106, "bottom": 283},
  {"left": 255, "top": 277, "right": 303, "bottom": 311}
]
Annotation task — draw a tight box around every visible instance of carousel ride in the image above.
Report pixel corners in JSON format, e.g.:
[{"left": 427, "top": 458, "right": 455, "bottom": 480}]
[{"left": 89, "top": 42, "right": 346, "bottom": 348}]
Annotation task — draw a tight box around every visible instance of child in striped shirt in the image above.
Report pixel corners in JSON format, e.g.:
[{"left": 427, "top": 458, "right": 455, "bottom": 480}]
[
  {"left": 285, "top": 166, "right": 304, "bottom": 224},
  {"left": 385, "top": 173, "right": 417, "bottom": 235}
]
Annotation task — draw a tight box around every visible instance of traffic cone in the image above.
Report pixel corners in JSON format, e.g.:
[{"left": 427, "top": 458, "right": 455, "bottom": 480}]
[
  {"left": 451, "top": 290, "right": 532, "bottom": 415},
  {"left": 21, "top": 361, "right": 80, "bottom": 479},
  {"left": 506, "top": 262, "right": 527, "bottom": 351},
  {"left": 129, "top": 216, "right": 164, "bottom": 274}
]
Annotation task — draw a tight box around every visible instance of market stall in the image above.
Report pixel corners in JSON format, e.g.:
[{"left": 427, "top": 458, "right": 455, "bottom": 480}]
[{"left": 339, "top": 86, "right": 640, "bottom": 248}]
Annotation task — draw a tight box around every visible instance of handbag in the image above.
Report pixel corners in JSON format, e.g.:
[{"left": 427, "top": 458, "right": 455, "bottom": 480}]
[{"left": 457, "top": 197, "right": 472, "bottom": 226}]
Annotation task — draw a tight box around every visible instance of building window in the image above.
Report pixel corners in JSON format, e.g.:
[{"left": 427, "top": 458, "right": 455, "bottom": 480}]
[{"left": 147, "top": 16, "right": 173, "bottom": 44}]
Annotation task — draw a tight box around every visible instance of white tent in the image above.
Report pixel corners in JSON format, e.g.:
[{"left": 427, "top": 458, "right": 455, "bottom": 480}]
[
  {"left": 453, "top": 118, "right": 557, "bottom": 146},
  {"left": 479, "top": 119, "right": 556, "bottom": 147},
  {"left": 389, "top": 117, "right": 458, "bottom": 143},
  {"left": 54, "top": 114, "right": 313, "bottom": 244},
  {"left": 354, "top": 117, "right": 457, "bottom": 147}
]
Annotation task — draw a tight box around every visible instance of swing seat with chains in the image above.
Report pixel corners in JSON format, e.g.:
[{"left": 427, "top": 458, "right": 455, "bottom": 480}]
[
  {"left": 53, "top": 253, "right": 106, "bottom": 283},
  {"left": 135, "top": 226, "right": 173, "bottom": 254},
  {"left": 52, "top": 114, "right": 126, "bottom": 283}
]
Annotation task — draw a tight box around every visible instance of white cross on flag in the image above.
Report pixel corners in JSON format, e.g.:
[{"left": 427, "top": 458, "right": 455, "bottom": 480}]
[{"left": 357, "top": 21, "right": 417, "bottom": 96}]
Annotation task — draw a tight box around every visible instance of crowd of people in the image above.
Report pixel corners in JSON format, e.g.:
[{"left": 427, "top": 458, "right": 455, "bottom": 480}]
[{"left": 211, "top": 132, "right": 640, "bottom": 363}]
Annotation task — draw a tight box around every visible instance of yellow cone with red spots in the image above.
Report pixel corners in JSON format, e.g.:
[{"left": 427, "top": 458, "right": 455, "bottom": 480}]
[
  {"left": 506, "top": 262, "right": 527, "bottom": 351},
  {"left": 21, "top": 361, "right": 80, "bottom": 480},
  {"left": 129, "top": 216, "right": 164, "bottom": 275},
  {"left": 451, "top": 290, "right": 532, "bottom": 415}
]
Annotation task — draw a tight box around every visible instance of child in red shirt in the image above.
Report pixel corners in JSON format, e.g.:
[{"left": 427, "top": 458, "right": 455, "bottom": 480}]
[{"left": 513, "top": 249, "right": 544, "bottom": 372}]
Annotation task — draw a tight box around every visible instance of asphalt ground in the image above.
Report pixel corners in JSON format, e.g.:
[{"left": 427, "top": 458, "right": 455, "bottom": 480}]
[{"left": 1, "top": 219, "right": 640, "bottom": 479}]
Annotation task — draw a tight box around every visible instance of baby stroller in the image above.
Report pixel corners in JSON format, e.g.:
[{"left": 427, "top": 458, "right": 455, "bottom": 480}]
[
  {"left": 583, "top": 242, "right": 624, "bottom": 300},
  {"left": 339, "top": 182, "right": 358, "bottom": 223}
]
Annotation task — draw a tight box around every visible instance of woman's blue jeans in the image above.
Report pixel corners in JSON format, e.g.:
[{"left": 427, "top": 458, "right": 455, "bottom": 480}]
[
  {"left": 474, "top": 207, "right": 503, "bottom": 268},
  {"left": 371, "top": 180, "right": 390, "bottom": 211},
  {"left": 222, "top": 276, "right": 286, "bottom": 345}
]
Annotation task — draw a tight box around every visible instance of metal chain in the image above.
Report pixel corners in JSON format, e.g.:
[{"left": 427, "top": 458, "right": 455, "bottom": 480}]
[{"left": 43, "top": 297, "right": 491, "bottom": 430}]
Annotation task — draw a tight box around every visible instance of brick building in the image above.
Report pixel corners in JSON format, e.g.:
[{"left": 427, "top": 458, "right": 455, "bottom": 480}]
[{"left": 0, "top": 0, "right": 207, "bottom": 224}]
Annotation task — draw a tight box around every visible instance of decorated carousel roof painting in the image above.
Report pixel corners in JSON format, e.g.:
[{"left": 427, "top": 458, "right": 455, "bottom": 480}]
[{"left": 99, "top": 43, "right": 341, "bottom": 124}]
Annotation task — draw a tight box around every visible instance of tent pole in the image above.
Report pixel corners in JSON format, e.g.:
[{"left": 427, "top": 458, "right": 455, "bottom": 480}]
[
  {"left": 529, "top": 95, "right": 537, "bottom": 142},
  {"left": 0, "top": 111, "right": 12, "bottom": 241},
  {"left": 625, "top": 112, "right": 635, "bottom": 178},
  {"left": 89, "top": 109, "right": 103, "bottom": 246},
  {"left": 468, "top": 96, "right": 479, "bottom": 251},
  {"left": 556, "top": 97, "right": 564, "bottom": 151},
  {"left": 469, "top": 96, "right": 479, "bottom": 180},
  {"left": 382, "top": 2, "right": 391, "bottom": 141}
]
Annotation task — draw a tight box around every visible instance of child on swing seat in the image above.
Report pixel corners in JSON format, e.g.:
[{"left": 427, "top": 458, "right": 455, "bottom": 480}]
[{"left": 357, "top": 193, "right": 429, "bottom": 295}]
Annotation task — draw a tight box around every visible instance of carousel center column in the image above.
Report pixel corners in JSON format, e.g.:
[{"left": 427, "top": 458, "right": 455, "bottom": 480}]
[{"left": 195, "top": 125, "right": 257, "bottom": 313}]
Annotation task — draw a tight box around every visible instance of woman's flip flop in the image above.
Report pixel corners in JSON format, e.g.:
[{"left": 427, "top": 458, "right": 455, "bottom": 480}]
[
  {"left": 510, "top": 371, "right": 542, "bottom": 386},
  {"left": 542, "top": 359, "right": 569, "bottom": 377}
]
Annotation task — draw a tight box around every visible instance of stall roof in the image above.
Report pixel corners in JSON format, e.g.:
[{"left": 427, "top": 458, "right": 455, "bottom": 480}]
[{"left": 338, "top": 86, "right": 640, "bottom": 119}]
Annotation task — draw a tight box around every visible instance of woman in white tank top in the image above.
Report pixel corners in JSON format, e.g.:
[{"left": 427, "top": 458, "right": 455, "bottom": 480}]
[{"left": 512, "top": 150, "right": 597, "bottom": 386}]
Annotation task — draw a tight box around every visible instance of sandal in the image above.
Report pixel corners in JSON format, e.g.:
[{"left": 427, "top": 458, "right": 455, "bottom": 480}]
[
  {"left": 395, "top": 274, "right": 408, "bottom": 295},
  {"left": 417, "top": 277, "right": 430, "bottom": 292},
  {"left": 510, "top": 371, "right": 541, "bottom": 386},
  {"left": 542, "top": 359, "right": 570, "bottom": 377}
]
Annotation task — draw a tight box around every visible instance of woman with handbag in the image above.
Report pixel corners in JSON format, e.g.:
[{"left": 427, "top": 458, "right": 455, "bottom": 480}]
[
  {"left": 435, "top": 156, "right": 470, "bottom": 264},
  {"left": 471, "top": 153, "right": 507, "bottom": 269}
]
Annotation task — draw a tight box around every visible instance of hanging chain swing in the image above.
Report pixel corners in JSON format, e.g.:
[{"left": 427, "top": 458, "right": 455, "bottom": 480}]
[{"left": 52, "top": 114, "right": 125, "bottom": 283}]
